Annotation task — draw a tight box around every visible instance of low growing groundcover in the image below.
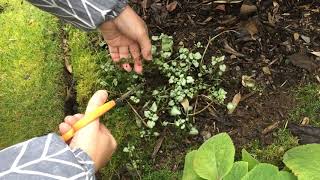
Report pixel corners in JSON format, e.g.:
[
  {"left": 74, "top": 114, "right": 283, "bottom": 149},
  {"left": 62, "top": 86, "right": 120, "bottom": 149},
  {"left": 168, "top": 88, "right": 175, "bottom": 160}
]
[{"left": 1, "top": 0, "right": 319, "bottom": 179}]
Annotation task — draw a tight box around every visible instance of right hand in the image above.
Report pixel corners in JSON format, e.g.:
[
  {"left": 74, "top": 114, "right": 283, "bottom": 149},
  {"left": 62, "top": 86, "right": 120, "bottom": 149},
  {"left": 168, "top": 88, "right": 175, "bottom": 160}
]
[
  {"left": 59, "top": 90, "right": 117, "bottom": 171},
  {"left": 99, "top": 6, "right": 152, "bottom": 74}
]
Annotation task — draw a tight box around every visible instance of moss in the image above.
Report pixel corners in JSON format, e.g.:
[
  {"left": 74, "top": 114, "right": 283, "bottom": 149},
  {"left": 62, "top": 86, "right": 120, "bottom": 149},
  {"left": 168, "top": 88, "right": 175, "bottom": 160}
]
[
  {"left": 247, "top": 130, "right": 298, "bottom": 167},
  {"left": 290, "top": 84, "right": 320, "bottom": 126},
  {"left": 65, "top": 27, "right": 102, "bottom": 107},
  {"left": 0, "top": 0, "right": 64, "bottom": 147}
]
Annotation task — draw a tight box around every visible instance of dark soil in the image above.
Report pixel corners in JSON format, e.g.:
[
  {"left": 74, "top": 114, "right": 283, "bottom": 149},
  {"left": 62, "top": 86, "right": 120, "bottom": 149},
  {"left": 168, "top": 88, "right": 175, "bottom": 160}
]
[{"left": 127, "top": 0, "right": 320, "bottom": 174}]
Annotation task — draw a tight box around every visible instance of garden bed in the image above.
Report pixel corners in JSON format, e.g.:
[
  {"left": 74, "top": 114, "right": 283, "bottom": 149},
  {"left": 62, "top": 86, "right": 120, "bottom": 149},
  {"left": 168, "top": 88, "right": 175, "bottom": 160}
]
[{"left": 67, "top": 0, "right": 320, "bottom": 179}]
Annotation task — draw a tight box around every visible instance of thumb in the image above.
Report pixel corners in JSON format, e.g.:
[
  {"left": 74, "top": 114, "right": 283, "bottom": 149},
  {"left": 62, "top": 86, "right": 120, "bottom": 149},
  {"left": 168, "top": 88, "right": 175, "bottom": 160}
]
[{"left": 86, "top": 90, "right": 109, "bottom": 114}]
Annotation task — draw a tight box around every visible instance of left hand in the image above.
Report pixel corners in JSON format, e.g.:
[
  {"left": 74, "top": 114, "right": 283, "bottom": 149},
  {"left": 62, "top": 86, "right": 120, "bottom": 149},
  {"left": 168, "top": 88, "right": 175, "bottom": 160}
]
[{"left": 99, "top": 6, "right": 152, "bottom": 74}]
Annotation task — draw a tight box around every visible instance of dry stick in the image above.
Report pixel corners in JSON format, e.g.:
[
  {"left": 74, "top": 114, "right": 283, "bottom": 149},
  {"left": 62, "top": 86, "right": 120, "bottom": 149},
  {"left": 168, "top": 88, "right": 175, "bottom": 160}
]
[
  {"left": 126, "top": 100, "right": 148, "bottom": 128},
  {"left": 201, "top": 30, "right": 240, "bottom": 65},
  {"left": 189, "top": 101, "right": 215, "bottom": 116},
  {"left": 192, "top": 97, "right": 199, "bottom": 123}
]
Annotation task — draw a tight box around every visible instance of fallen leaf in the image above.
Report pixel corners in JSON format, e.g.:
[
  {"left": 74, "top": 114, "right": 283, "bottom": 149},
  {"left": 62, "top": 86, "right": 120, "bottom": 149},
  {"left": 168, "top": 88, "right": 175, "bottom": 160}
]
[
  {"left": 262, "top": 66, "right": 272, "bottom": 75},
  {"left": 244, "top": 19, "right": 258, "bottom": 37},
  {"left": 301, "top": 35, "right": 311, "bottom": 43},
  {"left": 152, "top": 135, "right": 165, "bottom": 159},
  {"left": 242, "top": 75, "right": 256, "bottom": 88},
  {"left": 65, "top": 59, "right": 72, "bottom": 74},
  {"left": 293, "top": 32, "right": 300, "bottom": 41},
  {"left": 228, "top": 92, "right": 241, "bottom": 114},
  {"left": 180, "top": 98, "right": 189, "bottom": 113},
  {"left": 311, "top": 51, "right": 320, "bottom": 57},
  {"left": 301, "top": 117, "right": 310, "bottom": 125},
  {"left": 289, "top": 53, "right": 318, "bottom": 72},
  {"left": 62, "top": 38, "right": 72, "bottom": 74},
  {"left": 240, "top": 4, "right": 257, "bottom": 15},
  {"left": 166, "top": 1, "right": 178, "bottom": 12}
]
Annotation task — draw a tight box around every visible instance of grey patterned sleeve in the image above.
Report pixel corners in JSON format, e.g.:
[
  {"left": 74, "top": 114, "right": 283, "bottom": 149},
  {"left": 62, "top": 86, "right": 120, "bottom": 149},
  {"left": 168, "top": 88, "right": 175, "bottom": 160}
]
[
  {"left": 0, "top": 133, "right": 96, "bottom": 180},
  {"left": 26, "top": 0, "right": 128, "bottom": 31}
]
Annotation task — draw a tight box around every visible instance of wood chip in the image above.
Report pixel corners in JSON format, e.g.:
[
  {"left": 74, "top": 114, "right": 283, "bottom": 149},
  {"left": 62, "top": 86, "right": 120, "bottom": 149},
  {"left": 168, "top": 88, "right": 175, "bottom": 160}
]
[
  {"left": 293, "top": 32, "right": 300, "bottom": 41},
  {"left": 166, "top": 1, "right": 178, "bottom": 12},
  {"left": 262, "top": 121, "right": 280, "bottom": 135},
  {"left": 311, "top": 51, "right": 320, "bottom": 57}
]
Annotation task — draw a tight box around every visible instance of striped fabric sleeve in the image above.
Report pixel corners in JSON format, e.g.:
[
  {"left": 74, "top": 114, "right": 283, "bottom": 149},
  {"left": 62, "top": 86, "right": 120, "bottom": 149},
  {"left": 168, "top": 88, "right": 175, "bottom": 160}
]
[
  {"left": 26, "top": 0, "right": 128, "bottom": 31},
  {"left": 0, "top": 133, "right": 96, "bottom": 180}
]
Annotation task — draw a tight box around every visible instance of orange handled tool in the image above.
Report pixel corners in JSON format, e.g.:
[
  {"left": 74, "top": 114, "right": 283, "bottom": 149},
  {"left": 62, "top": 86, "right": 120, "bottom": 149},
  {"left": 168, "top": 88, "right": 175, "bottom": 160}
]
[{"left": 61, "top": 87, "right": 139, "bottom": 142}]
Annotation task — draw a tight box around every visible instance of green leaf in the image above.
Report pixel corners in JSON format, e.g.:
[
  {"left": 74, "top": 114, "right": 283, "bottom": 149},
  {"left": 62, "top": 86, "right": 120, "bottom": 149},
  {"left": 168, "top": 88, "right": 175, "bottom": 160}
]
[
  {"left": 283, "top": 144, "right": 320, "bottom": 180},
  {"left": 182, "top": 151, "right": 203, "bottom": 180},
  {"left": 223, "top": 161, "right": 248, "bottom": 180},
  {"left": 242, "top": 163, "right": 279, "bottom": 180},
  {"left": 150, "top": 102, "right": 158, "bottom": 112},
  {"left": 194, "top": 133, "right": 235, "bottom": 180},
  {"left": 279, "top": 171, "right": 297, "bottom": 180},
  {"left": 170, "top": 106, "right": 181, "bottom": 116},
  {"left": 242, "top": 149, "right": 259, "bottom": 170}
]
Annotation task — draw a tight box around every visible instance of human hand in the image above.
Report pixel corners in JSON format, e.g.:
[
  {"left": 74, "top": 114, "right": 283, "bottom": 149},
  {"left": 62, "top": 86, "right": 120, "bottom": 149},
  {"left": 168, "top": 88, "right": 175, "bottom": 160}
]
[
  {"left": 99, "top": 6, "right": 152, "bottom": 74},
  {"left": 59, "top": 90, "right": 117, "bottom": 171}
]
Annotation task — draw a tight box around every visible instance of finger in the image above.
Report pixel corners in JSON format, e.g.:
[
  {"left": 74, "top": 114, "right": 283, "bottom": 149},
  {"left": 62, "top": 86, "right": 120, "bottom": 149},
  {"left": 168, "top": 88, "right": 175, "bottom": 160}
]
[
  {"left": 65, "top": 114, "right": 84, "bottom": 125},
  {"left": 59, "top": 122, "right": 72, "bottom": 135},
  {"left": 99, "top": 124, "right": 111, "bottom": 135},
  {"left": 119, "top": 46, "right": 129, "bottom": 60},
  {"left": 122, "top": 63, "right": 132, "bottom": 72},
  {"left": 137, "top": 28, "right": 152, "bottom": 61},
  {"left": 109, "top": 46, "right": 120, "bottom": 62},
  {"left": 85, "top": 90, "right": 108, "bottom": 114},
  {"left": 129, "top": 44, "right": 143, "bottom": 74},
  {"left": 129, "top": 43, "right": 141, "bottom": 61}
]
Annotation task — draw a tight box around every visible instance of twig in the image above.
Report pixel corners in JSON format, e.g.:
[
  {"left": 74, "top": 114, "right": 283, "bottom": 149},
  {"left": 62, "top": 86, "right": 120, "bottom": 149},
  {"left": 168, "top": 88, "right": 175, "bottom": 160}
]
[
  {"left": 192, "top": 97, "right": 199, "bottom": 123},
  {"left": 126, "top": 100, "right": 148, "bottom": 127},
  {"left": 201, "top": 30, "right": 240, "bottom": 64},
  {"left": 189, "top": 101, "right": 215, "bottom": 116}
]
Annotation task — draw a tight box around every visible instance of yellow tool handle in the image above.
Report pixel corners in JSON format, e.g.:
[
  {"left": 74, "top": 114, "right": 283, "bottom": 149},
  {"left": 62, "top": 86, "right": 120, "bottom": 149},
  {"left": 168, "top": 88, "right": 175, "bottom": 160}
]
[{"left": 62, "top": 100, "right": 117, "bottom": 142}]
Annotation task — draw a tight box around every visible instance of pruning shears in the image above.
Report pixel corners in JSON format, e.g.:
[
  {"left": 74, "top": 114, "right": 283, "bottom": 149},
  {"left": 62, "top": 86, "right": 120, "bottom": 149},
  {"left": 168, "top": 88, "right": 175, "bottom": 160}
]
[{"left": 61, "top": 86, "right": 140, "bottom": 142}]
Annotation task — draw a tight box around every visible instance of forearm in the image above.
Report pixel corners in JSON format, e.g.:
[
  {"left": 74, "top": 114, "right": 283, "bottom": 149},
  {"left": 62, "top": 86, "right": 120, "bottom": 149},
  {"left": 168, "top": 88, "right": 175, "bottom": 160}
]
[
  {"left": 0, "top": 133, "right": 95, "bottom": 180},
  {"left": 26, "top": 0, "right": 128, "bottom": 31}
]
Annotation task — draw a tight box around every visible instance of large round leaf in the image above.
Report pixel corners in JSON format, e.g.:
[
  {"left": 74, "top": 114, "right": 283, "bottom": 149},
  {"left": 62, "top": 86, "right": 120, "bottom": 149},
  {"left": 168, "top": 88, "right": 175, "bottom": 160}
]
[
  {"left": 183, "top": 151, "right": 204, "bottom": 180},
  {"left": 279, "top": 171, "right": 297, "bottom": 180},
  {"left": 241, "top": 149, "right": 259, "bottom": 171},
  {"left": 241, "top": 163, "right": 279, "bottom": 180},
  {"left": 193, "top": 133, "right": 235, "bottom": 180},
  {"left": 283, "top": 144, "right": 320, "bottom": 180},
  {"left": 223, "top": 161, "right": 248, "bottom": 180}
]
